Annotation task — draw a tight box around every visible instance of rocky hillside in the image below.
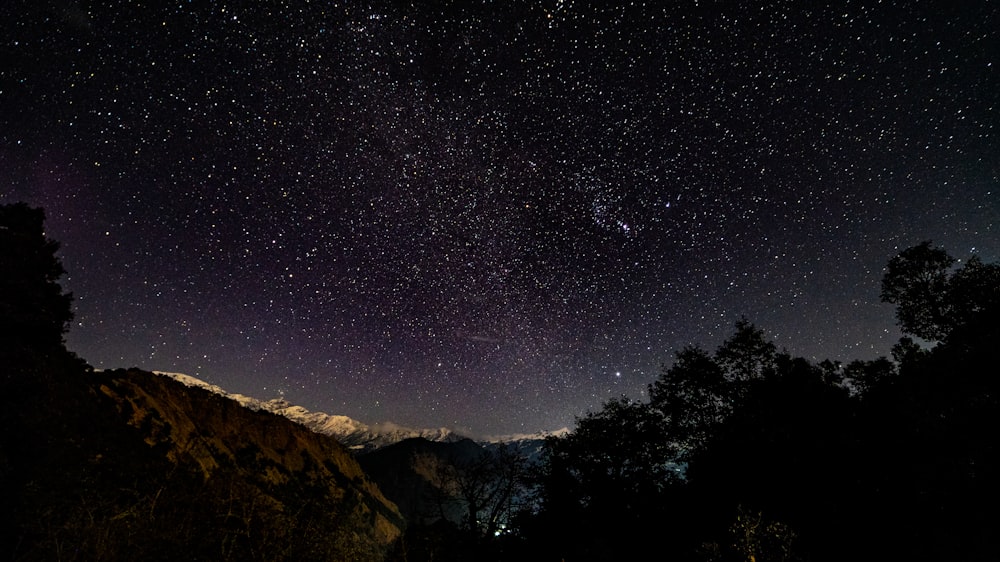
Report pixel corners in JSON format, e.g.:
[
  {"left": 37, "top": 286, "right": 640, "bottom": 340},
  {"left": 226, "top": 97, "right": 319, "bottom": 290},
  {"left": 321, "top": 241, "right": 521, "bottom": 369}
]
[{"left": 3, "top": 362, "right": 405, "bottom": 562}]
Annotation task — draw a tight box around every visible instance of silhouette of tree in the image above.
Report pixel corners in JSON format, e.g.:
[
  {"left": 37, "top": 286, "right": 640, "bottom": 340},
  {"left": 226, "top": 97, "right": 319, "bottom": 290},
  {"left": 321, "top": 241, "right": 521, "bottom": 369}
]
[
  {"left": 817, "top": 359, "right": 844, "bottom": 386},
  {"left": 686, "top": 354, "right": 856, "bottom": 561},
  {"left": 880, "top": 241, "right": 956, "bottom": 341},
  {"left": 943, "top": 254, "right": 1000, "bottom": 348},
  {"left": 0, "top": 202, "right": 74, "bottom": 359},
  {"left": 864, "top": 243, "right": 1000, "bottom": 560},
  {"left": 532, "top": 397, "right": 679, "bottom": 561},
  {"left": 843, "top": 357, "right": 896, "bottom": 395},
  {"left": 546, "top": 397, "right": 677, "bottom": 508},
  {"left": 519, "top": 246, "right": 1000, "bottom": 562},
  {"left": 650, "top": 345, "right": 728, "bottom": 452},
  {"left": 890, "top": 336, "right": 927, "bottom": 370},
  {"left": 882, "top": 241, "right": 1000, "bottom": 344},
  {"left": 650, "top": 319, "right": 776, "bottom": 455},
  {"left": 715, "top": 318, "right": 777, "bottom": 388},
  {"left": 431, "top": 444, "right": 527, "bottom": 539}
]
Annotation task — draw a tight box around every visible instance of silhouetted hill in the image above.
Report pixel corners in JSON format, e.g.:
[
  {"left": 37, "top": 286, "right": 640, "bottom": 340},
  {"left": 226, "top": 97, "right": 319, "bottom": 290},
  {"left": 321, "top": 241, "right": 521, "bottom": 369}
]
[
  {"left": 359, "top": 437, "right": 487, "bottom": 526},
  {"left": 2, "top": 363, "right": 404, "bottom": 561}
]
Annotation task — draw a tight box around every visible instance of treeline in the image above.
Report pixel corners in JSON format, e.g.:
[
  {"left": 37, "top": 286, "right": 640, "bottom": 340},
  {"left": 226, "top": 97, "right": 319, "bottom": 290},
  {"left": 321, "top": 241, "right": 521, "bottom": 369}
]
[
  {"left": 504, "top": 241, "right": 999, "bottom": 561},
  {"left": 3, "top": 201, "right": 998, "bottom": 561},
  {"left": 384, "top": 243, "right": 999, "bottom": 562}
]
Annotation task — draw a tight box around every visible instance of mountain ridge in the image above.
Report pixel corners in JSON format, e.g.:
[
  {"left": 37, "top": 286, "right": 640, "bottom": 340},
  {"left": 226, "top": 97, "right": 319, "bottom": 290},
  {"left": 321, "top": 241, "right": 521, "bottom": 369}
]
[{"left": 153, "top": 371, "right": 569, "bottom": 452}]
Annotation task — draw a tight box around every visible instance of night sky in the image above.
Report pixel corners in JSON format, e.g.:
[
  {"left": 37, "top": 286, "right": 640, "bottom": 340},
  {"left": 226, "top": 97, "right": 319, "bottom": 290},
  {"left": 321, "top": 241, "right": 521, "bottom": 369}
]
[{"left": 2, "top": 1, "right": 997, "bottom": 436}]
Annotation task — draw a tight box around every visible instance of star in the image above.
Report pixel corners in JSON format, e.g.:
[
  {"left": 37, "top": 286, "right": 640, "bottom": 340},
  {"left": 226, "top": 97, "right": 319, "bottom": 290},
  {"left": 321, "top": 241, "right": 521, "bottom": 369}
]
[{"left": 2, "top": 1, "right": 997, "bottom": 435}]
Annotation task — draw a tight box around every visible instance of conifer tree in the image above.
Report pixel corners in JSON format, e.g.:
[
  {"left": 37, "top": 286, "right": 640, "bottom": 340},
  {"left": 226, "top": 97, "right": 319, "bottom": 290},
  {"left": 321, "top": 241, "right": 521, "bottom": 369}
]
[{"left": 0, "top": 202, "right": 74, "bottom": 358}]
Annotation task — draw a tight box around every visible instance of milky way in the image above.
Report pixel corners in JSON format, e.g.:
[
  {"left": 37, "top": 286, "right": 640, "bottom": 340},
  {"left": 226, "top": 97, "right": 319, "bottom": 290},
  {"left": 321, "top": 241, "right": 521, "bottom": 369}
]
[{"left": 2, "top": 1, "right": 998, "bottom": 435}]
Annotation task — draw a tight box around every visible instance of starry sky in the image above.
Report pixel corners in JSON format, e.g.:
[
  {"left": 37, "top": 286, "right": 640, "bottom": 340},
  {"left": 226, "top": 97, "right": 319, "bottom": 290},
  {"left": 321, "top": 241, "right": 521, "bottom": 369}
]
[{"left": 2, "top": 1, "right": 998, "bottom": 436}]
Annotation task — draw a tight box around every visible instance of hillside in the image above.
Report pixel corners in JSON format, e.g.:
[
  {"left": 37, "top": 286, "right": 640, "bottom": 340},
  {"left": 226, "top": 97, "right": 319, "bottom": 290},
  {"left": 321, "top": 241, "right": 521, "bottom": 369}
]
[
  {"left": 359, "top": 437, "right": 489, "bottom": 526},
  {"left": 2, "top": 361, "right": 405, "bottom": 561}
]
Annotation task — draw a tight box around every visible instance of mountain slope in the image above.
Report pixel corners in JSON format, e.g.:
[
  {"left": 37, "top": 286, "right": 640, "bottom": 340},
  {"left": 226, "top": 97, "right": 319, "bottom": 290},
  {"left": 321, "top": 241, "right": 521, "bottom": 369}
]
[
  {"left": 98, "top": 368, "right": 405, "bottom": 555},
  {"left": 359, "top": 437, "right": 489, "bottom": 526},
  {"left": 2, "top": 361, "right": 405, "bottom": 561}
]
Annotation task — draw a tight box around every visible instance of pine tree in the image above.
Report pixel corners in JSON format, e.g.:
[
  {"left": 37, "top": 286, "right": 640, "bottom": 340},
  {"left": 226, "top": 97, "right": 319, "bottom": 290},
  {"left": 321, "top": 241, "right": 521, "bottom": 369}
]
[{"left": 0, "top": 202, "right": 74, "bottom": 360}]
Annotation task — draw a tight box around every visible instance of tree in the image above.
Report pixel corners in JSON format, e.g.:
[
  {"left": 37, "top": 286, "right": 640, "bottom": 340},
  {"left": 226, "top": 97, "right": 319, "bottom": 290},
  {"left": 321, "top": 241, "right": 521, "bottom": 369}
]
[
  {"left": 945, "top": 255, "right": 1000, "bottom": 343},
  {"left": 650, "top": 345, "right": 728, "bottom": 451},
  {"left": 843, "top": 357, "right": 896, "bottom": 395},
  {"left": 545, "top": 397, "right": 678, "bottom": 508},
  {"left": 726, "top": 505, "right": 799, "bottom": 562},
  {"left": 890, "top": 336, "right": 927, "bottom": 369},
  {"left": 686, "top": 355, "right": 856, "bottom": 561},
  {"left": 531, "top": 397, "right": 680, "bottom": 560},
  {"left": 650, "top": 319, "right": 776, "bottom": 455},
  {"left": 432, "top": 444, "right": 527, "bottom": 539},
  {"left": 715, "top": 318, "right": 777, "bottom": 388},
  {"left": 881, "top": 241, "right": 1000, "bottom": 344},
  {"left": 0, "top": 202, "right": 74, "bottom": 357},
  {"left": 880, "top": 241, "right": 955, "bottom": 341}
]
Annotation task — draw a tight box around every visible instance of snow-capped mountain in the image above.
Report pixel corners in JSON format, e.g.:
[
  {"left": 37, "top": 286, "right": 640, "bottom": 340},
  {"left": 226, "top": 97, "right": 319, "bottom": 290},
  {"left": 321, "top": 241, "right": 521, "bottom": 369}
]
[
  {"left": 154, "top": 371, "right": 566, "bottom": 453},
  {"left": 263, "top": 400, "right": 469, "bottom": 452}
]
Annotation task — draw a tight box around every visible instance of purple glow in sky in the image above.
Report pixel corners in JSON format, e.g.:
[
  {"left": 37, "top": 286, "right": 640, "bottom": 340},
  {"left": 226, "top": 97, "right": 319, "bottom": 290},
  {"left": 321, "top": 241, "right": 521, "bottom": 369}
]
[{"left": 2, "top": 1, "right": 997, "bottom": 435}]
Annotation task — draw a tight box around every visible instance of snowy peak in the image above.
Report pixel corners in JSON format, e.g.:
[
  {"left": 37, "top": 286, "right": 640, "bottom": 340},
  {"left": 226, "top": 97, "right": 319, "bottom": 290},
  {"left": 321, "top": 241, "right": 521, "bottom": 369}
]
[
  {"left": 152, "top": 372, "right": 489, "bottom": 452},
  {"left": 262, "top": 400, "right": 468, "bottom": 452},
  {"left": 485, "top": 427, "right": 571, "bottom": 443}
]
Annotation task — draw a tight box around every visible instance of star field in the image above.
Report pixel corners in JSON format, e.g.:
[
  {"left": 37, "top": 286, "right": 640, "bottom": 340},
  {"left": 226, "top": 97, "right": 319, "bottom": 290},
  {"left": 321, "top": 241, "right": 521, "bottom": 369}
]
[{"left": 2, "top": 1, "right": 998, "bottom": 435}]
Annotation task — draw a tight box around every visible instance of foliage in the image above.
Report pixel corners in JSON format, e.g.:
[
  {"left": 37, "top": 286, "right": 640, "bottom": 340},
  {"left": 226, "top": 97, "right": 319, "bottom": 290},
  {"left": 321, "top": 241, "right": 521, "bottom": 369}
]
[
  {"left": 523, "top": 241, "right": 1000, "bottom": 560},
  {"left": 881, "top": 240, "right": 1000, "bottom": 342},
  {"left": 686, "top": 355, "right": 856, "bottom": 559},
  {"left": 650, "top": 319, "right": 777, "bottom": 455},
  {"left": 432, "top": 443, "right": 529, "bottom": 538},
  {"left": 714, "top": 318, "right": 777, "bottom": 387},
  {"left": 547, "top": 397, "right": 678, "bottom": 505},
  {"left": 5, "top": 208, "right": 1000, "bottom": 561},
  {"left": 842, "top": 356, "right": 896, "bottom": 395},
  {"left": 0, "top": 202, "right": 74, "bottom": 358},
  {"left": 702, "top": 506, "right": 799, "bottom": 562},
  {"left": 650, "top": 345, "right": 728, "bottom": 450},
  {"left": 525, "top": 397, "right": 684, "bottom": 560}
]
